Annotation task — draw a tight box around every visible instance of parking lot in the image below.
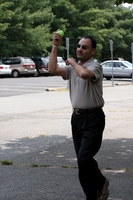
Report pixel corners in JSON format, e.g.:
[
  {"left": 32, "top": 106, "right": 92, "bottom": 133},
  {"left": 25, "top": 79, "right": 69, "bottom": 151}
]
[
  {"left": 0, "top": 76, "right": 67, "bottom": 97},
  {"left": 0, "top": 76, "right": 132, "bottom": 97},
  {"left": 0, "top": 78, "right": 133, "bottom": 199}
]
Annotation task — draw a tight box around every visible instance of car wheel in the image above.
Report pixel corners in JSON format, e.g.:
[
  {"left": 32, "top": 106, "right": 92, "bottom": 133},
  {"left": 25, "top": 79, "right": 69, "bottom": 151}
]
[
  {"left": 43, "top": 73, "right": 50, "bottom": 77},
  {"left": 12, "top": 70, "right": 20, "bottom": 78},
  {"left": 106, "top": 77, "right": 111, "bottom": 80},
  {"left": 34, "top": 70, "right": 40, "bottom": 77}
]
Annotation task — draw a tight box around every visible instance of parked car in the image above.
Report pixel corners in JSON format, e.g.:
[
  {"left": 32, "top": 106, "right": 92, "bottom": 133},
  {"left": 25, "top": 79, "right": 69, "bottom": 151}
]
[
  {"left": 1, "top": 57, "right": 36, "bottom": 78},
  {"left": 35, "top": 56, "right": 66, "bottom": 76},
  {"left": 101, "top": 57, "right": 124, "bottom": 62},
  {"left": 44, "top": 56, "right": 66, "bottom": 67},
  {"left": 31, "top": 57, "right": 50, "bottom": 76},
  {"left": 0, "top": 62, "right": 11, "bottom": 77},
  {"left": 41, "top": 57, "right": 49, "bottom": 69},
  {"left": 101, "top": 60, "right": 133, "bottom": 80},
  {"left": 57, "top": 56, "right": 66, "bottom": 67}
]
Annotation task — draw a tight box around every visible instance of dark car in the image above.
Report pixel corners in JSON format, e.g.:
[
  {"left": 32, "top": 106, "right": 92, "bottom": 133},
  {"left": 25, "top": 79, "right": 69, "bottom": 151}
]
[{"left": 32, "top": 57, "right": 50, "bottom": 76}]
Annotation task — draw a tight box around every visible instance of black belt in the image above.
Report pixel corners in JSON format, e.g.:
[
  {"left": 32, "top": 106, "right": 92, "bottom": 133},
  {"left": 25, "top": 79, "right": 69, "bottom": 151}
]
[{"left": 73, "top": 107, "right": 102, "bottom": 115}]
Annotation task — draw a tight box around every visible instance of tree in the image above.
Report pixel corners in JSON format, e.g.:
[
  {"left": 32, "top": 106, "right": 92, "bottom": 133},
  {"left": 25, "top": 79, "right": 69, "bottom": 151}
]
[
  {"left": 49, "top": 0, "right": 133, "bottom": 61},
  {"left": 0, "top": 1, "right": 14, "bottom": 56},
  {"left": 0, "top": 0, "right": 53, "bottom": 57},
  {"left": 0, "top": 0, "right": 133, "bottom": 61},
  {"left": 109, "top": 0, "right": 133, "bottom": 5}
]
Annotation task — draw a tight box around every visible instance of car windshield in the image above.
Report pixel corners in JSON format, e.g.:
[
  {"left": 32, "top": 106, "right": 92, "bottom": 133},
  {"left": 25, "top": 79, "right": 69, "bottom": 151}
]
[
  {"left": 24, "top": 58, "right": 34, "bottom": 64},
  {"left": 42, "top": 58, "right": 49, "bottom": 65},
  {"left": 57, "top": 57, "right": 64, "bottom": 62}
]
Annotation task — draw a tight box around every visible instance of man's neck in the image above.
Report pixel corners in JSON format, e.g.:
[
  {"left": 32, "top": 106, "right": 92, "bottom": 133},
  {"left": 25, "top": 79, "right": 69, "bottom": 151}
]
[{"left": 79, "top": 58, "right": 93, "bottom": 66}]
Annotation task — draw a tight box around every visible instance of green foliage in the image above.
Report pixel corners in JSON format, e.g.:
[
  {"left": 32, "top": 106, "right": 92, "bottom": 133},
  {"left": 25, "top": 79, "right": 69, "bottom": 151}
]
[
  {"left": 31, "top": 164, "right": 39, "bottom": 167},
  {"left": 0, "top": 0, "right": 133, "bottom": 61},
  {"left": 0, "top": 1, "right": 13, "bottom": 39},
  {"left": 111, "top": 0, "right": 133, "bottom": 5},
  {"left": 0, "top": 0, "right": 53, "bottom": 57},
  {"left": 0, "top": 160, "right": 13, "bottom": 165}
]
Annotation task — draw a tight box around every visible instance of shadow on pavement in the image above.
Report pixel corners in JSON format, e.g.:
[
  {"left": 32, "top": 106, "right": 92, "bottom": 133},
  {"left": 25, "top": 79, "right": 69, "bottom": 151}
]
[{"left": 0, "top": 136, "right": 133, "bottom": 200}]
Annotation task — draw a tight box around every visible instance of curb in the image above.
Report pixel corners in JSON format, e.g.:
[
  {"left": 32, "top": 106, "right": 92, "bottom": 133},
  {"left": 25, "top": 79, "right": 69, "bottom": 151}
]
[
  {"left": 46, "top": 82, "right": 131, "bottom": 91},
  {"left": 103, "top": 82, "right": 131, "bottom": 87},
  {"left": 46, "top": 87, "right": 68, "bottom": 92}
]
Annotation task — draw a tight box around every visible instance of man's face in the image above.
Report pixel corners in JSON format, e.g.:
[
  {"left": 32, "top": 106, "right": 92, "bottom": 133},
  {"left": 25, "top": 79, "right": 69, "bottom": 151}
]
[{"left": 76, "top": 38, "right": 96, "bottom": 63}]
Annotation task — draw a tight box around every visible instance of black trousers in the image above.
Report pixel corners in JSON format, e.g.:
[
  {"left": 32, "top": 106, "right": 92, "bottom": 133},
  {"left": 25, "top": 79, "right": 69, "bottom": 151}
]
[{"left": 71, "top": 108, "right": 106, "bottom": 200}]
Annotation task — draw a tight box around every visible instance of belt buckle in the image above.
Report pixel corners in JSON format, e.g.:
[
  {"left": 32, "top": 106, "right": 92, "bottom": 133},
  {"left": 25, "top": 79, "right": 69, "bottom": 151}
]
[{"left": 75, "top": 109, "right": 80, "bottom": 115}]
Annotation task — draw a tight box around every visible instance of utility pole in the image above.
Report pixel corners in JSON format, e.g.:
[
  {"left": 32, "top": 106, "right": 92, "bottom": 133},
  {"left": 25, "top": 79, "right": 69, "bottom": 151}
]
[
  {"left": 110, "top": 40, "right": 114, "bottom": 87},
  {"left": 66, "top": 38, "right": 69, "bottom": 59}
]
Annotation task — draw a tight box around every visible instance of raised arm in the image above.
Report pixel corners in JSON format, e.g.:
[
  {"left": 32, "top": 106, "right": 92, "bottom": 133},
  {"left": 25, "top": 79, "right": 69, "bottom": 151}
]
[
  {"left": 66, "top": 58, "right": 95, "bottom": 80},
  {"left": 48, "top": 30, "right": 66, "bottom": 79}
]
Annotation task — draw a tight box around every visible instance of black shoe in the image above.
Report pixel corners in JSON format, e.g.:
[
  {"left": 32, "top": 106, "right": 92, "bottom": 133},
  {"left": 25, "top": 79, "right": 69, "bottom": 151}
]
[{"left": 97, "top": 178, "right": 109, "bottom": 200}]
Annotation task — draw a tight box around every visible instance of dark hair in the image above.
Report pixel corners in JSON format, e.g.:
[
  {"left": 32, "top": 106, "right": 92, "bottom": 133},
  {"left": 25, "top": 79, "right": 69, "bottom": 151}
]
[{"left": 82, "top": 36, "right": 96, "bottom": 48}]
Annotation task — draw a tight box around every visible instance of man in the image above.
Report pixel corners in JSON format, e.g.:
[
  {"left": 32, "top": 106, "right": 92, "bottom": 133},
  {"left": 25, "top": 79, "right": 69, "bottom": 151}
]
[{"left": 48, "top": 31, "right": 109, "bottom": 200}]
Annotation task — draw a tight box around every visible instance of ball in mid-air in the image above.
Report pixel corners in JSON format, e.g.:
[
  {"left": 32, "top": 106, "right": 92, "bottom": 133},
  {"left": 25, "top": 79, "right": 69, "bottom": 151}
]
[{"left": 57, "top": 30, "right": 64, "bottom": 37}]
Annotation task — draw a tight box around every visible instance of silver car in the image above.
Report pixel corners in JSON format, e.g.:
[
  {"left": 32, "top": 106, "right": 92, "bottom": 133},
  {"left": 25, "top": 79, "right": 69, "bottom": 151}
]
[
  {"left": 101, "top": 60, "right": 133, "bottom": 80},
  {"left": 1, "top": 57, "right": 36, "bottom": 78},
  {"left": 0, "top": 63, "right": 11, "bottom": 76},
  {"left": 57, "top": 56, "right": 66, "bottom": 67},
  {"left": 44, "top": 56, "right": 66, "bottom": 67}
]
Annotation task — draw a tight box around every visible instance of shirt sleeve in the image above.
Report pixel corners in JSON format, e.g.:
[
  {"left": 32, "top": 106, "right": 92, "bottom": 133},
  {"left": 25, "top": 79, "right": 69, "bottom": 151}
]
[
  {"left": 63, "top": 65, "right": 72, "bottom": 80},
  {"left": 84, "top": 59, "right": 102, "bottom": 81},
  {"left": 92, "top": 64, "right": 103, "bottom": 80}
]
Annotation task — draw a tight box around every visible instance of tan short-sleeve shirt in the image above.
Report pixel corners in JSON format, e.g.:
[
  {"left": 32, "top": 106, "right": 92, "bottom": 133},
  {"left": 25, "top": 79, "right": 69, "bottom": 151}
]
[{"left": 64, "top": 58, "right": 104, "bottom": 109}]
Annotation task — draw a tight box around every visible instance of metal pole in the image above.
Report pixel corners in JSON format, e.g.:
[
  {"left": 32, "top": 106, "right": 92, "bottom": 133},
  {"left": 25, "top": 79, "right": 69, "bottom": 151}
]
[
  {"left": 110, "top": 40, "right": 114, "bottom": 87},
  {"left": 66, "top": 38, "right": 69, "bottom": 59},
  {"left": 66, "top": 38, "right": 70, "bottom": 89}
]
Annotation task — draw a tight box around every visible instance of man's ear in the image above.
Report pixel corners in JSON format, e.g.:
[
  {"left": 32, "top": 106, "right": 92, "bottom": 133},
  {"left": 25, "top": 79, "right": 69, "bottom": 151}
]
[{"left": 92, "top": 48, "right": 96, "bottom": 55}]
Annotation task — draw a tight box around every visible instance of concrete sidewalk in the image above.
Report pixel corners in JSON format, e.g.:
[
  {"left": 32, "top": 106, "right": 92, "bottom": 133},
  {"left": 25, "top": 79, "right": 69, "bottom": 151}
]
[{"left": 0, "top": 83, "right": 133, "bottom": 200}]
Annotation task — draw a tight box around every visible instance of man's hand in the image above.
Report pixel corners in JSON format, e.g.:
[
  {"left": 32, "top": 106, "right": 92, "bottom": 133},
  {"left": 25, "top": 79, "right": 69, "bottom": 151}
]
[
  {"left": 66, "top": 58, "right": 76, "bottom": 66},
  {"left": 53, "top": 30, "right": 62, "bottom": 47}
]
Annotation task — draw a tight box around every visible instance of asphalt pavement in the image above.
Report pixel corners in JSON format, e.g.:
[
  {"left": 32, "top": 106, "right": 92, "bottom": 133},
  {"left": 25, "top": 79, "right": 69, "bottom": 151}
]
[{"left": 0, "top": 82, "right": 133, "bottom": 200}]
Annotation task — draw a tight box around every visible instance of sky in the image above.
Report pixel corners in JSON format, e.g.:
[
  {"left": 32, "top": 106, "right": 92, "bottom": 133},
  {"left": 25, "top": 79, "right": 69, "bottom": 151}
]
[{"left": 123, "top": 3, "right": 133, "bottom": 7}]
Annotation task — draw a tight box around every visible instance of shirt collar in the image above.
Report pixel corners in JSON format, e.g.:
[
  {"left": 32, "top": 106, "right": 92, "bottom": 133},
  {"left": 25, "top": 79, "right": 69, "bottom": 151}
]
[{"left": 83, "top": 58, "right": 94, "bottom": 68}]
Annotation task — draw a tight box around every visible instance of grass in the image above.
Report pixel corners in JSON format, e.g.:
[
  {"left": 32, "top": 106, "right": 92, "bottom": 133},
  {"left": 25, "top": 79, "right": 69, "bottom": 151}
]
[
  {"left": 0, "top": 160, "right": 13, "bottom": 165},
  {"left": 31, "top": 164, "right": 39, "bottom": 167}
]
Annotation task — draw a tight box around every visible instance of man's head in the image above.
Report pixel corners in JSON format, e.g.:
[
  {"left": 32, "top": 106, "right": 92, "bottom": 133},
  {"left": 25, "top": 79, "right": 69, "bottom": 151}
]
[{"left": 76, "top": 36, "right": 96, "bottom": 64}]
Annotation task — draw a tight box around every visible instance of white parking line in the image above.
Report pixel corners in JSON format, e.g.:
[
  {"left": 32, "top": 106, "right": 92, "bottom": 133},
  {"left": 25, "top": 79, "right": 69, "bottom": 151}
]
[{"left": 0, "top": 88, "right": 45, "bottom": 92}]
